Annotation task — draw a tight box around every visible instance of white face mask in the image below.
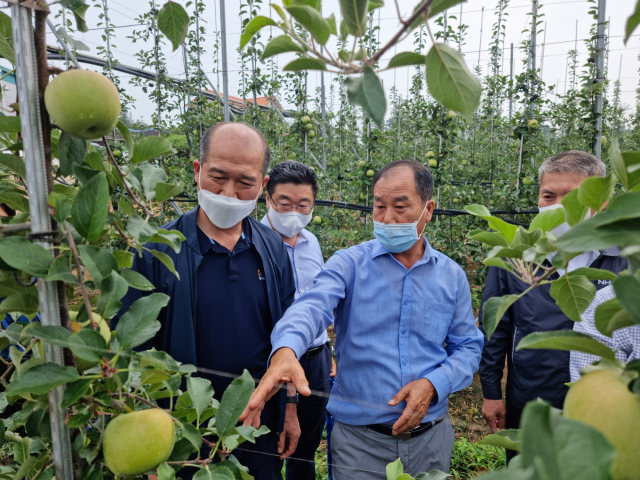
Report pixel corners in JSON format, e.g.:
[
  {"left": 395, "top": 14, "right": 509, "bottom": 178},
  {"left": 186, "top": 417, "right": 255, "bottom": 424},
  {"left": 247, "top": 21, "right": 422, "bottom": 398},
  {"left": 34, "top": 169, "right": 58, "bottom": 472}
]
[
  {"left": 267, "top": 206, "right": 313, "bottom": 238},
  {"left": 197, "top": 170, "right": 260, "bottom": 229}
]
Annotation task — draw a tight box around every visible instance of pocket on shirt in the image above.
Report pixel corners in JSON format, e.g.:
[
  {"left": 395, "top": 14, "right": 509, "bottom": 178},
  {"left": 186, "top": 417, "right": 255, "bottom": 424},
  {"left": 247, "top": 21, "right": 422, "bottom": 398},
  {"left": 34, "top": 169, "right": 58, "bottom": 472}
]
[{"left": 424, "top": 301, "right": 455, "bottom": 344}]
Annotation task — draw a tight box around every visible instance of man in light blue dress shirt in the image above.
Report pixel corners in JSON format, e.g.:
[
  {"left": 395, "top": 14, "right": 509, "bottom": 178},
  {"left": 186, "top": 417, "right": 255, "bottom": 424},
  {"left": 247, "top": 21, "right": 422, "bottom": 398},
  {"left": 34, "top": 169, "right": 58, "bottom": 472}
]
[
  {"left": 261, "top": 161, "right": 334, "bottom": 480},
  {"left": 242, "top": 160, "right": 483, "bottom": 479}
]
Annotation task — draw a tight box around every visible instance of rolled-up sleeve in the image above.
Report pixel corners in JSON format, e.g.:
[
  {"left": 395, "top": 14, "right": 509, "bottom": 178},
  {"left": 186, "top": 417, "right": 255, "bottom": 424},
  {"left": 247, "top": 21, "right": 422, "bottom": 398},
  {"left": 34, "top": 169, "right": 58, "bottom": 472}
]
[
  {"left": 270, "top": 251, "right": 351, "bottom": 361},
  {"left": 424, "top": 268, "right": 483, "bottom": 400}
]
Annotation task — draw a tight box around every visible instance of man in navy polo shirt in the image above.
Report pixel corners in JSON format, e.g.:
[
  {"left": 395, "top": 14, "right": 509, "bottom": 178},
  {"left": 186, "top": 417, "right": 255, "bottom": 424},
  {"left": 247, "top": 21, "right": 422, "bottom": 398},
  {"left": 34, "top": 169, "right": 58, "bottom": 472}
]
[
  {"left": 119, "top": 122, "right": 298, "bottom": 479},
  {"left": 262, "top": 161, "right": 334, "bottom": 480}
]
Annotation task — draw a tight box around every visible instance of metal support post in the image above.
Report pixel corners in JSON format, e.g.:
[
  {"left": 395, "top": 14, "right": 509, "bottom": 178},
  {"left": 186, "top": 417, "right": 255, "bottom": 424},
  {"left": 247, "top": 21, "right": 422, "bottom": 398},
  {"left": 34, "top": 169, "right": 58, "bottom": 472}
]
[
  {"left": 219, "top": 0, "right": 230, "bottom": 121},
  {"left": 12, "top": 5, "right": 74, "bottom": 479},
  {"left": 508, "top": 43, "right": 513, "bottom": 121},
  {"left": 320, "top": 46, "right": 326, "bottom": 172},
  {"left": 529, "top": 0, "right": 537, "bottom": 117},
  {"left": 593, "top": 0, "right": 606, "bottom": 158}
]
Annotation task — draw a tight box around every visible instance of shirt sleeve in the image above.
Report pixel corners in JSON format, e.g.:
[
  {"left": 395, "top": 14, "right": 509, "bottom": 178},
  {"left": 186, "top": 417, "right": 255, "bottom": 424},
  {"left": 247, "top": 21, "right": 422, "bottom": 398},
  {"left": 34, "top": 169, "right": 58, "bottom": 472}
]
[
  {"left": 424, "top": 268, "right": 483, "bottom": 400},
  {"left": 278, "top": 238, "right": 296, "bottom": 315},
  {"left": 478, "top": 266, "right": 513, "bottom": 400},
  {"left": 270, "top": 250, "right": 351, "bottom": 360}
]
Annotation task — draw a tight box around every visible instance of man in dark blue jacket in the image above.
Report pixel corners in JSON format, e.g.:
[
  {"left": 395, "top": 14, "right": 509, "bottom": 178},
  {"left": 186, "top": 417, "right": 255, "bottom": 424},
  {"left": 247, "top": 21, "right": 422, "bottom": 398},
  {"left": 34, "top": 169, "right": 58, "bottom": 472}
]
[
  {"left": 119, "top": 122, "right": 298, "bottom": 479},
  {"left": 478, "top": 151, "right": 627, "bottom": 461}
]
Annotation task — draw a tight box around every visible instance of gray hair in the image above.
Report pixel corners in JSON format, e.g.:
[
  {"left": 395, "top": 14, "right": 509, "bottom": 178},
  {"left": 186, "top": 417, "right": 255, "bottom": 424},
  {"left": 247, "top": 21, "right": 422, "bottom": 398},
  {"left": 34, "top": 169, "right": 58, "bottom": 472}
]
[
  {"left": 372, "top": 160, "right": 434, "bottom": 202},
  {"left": 200, "top": 121, "right": 271, "bottom": 175},
  {"left": 538, "top": 150, "right": 606, "bottom": 180}
]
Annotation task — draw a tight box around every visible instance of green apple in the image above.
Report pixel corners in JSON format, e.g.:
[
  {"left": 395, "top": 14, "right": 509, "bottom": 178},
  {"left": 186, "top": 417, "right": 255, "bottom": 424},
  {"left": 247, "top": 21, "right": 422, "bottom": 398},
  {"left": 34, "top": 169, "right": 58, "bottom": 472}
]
[
  {"left": 446, "top": 110, "right": 456, "bottom": 119},
  {"left": 307, "top": 130, "right": 316, "bottom": 138},
  {"left": 359, "top": 161, "right": 365, "bottom": 167},
  {"left": 305, "top": 123, "right": 313, "bottom": 131},
  {"left": 301, "top": 115, "right": 311, "bottom": 124},
  {"left": 103, "top": 409, "right": 176, "bottom": 476},
  {"left": 359, "top": 192, "right": 366, "bottom": 200},
  {"left": 45, "top": 70, "right": 121, "bottom": 140},
  {"left": 312, "top": 215, "right": 322, "bottom": 224},
  {"left": 428, "top": 159, "right": 438, "bottom": 168},
  {"left": 216, "top": 116, "right": 222, "bottom": 121},
  {"left": 452, "top": 198, "right": 459, "bottom": 204},
  {"left": 426, "top": 151, "right": 436, "bottom": 158},
  {"left": 564, "top": 369, "right": 640, "bottom": 480},
  {"left": 522, "top": 177, "right": 533, "bottom": 185},
  {"left": 366, "top": 169, "right": 374, "bottom": 177},
  {"left": 601, "top": 135, "right": 608, "bottom": 145},
  {"left": 528, "top": 119, "right": 539, "bottom": 129},
  {"left": 112, "top": 149, "right": 121, "bottom": 157}
]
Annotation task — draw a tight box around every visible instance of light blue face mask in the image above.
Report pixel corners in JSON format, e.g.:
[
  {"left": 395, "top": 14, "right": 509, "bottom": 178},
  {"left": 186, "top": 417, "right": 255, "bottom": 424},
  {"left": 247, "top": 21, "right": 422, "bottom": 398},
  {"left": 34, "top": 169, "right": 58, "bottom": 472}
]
[{"left": 373, "top": 202, "right": 428, "bottom": 253}]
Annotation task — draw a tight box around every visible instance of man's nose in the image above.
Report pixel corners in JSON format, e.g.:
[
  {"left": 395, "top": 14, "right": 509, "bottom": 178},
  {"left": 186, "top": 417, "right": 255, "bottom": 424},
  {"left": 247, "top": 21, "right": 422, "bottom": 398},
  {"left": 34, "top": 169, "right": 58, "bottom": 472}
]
[{"left": 218, "top": 181, "right": 237, "bottom": 198}]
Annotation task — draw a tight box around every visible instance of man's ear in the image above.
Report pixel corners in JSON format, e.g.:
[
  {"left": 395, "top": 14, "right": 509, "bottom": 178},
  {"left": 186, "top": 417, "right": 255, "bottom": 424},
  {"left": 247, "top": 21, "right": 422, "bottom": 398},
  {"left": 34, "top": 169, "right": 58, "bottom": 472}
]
[
  {"left": 194, "top": 160, "right": 201, "bottom": 189},
  {"left": 424, "top": 199, "right": 436, "bottom": 223},
  {"left": 260, "top": 175, "right": 270, "bottom": 194}
]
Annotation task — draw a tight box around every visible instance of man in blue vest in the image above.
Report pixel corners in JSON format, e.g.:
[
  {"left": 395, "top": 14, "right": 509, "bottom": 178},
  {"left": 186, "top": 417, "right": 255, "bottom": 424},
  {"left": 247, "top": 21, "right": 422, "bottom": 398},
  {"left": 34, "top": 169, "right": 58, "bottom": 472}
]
[
  {"left": 262, "top": 161, "right": 334, "bottom": 479},
  {"left": 478, "top": 150, "right": 627, "bottom": 461},
  {"left": 119, "top": 122, "right": 298, "bottom": 479}
]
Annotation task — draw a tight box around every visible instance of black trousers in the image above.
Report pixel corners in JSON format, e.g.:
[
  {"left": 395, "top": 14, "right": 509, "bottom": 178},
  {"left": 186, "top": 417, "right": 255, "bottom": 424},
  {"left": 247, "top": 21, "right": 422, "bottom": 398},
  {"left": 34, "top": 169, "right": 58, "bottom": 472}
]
[
  {"left": 280, "top": 346, "right": 331, "bottom": 480},
  {"left": 505, "top": 403, "right": 524, "bottom": 463}
]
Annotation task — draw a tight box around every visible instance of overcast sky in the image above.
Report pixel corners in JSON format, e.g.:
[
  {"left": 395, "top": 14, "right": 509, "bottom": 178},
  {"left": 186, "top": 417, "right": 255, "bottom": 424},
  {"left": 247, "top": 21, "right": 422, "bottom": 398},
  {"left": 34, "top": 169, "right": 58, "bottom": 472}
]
[{"left": 29, "top": 0, "right": 640, "bottom": 124}]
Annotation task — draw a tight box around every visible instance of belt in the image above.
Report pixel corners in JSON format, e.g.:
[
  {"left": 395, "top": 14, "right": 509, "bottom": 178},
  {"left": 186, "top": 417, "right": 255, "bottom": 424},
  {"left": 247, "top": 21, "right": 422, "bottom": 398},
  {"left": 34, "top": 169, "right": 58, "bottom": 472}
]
[
  {"left": 367, "top": 417, "right": 444, "bottom": 440},
  {"left": 301, "top": 343, "right": 325, "bottom": 359}
]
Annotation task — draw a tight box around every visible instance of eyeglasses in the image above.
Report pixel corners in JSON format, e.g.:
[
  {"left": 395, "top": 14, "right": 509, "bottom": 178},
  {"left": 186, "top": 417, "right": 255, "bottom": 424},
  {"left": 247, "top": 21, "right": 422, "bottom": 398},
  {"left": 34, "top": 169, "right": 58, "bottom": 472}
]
[{"left": 270, "top": 198, "right": 313, "bottom": 215}]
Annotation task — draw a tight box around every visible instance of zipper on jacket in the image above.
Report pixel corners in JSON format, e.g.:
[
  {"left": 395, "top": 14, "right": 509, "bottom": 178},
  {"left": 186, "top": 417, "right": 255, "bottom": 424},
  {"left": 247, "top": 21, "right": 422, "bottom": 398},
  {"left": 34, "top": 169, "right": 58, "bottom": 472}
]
[{"left": 512, "top": 326, "right": 518, "bottom": 370}]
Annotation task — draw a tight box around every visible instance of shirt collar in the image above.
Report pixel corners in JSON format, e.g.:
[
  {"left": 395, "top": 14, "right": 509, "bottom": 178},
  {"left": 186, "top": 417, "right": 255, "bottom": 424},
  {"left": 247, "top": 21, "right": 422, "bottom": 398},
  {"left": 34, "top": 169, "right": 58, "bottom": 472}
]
[{"left": 371, "top": 237, "right": 436, "bottom": 264}]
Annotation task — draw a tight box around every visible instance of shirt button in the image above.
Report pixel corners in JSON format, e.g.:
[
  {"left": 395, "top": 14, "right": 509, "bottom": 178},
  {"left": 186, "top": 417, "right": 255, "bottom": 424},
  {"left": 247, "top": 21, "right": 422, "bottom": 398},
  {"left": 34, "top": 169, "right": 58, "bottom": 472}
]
[
  {"left": 403, "top": 300, "right": 409, "bottom": 305},
  {"left": 401, "top": 329, "right": 407, "bottom": 334},
  {"left": 402, "top": 360, "right": 407, "bottom": 365}
]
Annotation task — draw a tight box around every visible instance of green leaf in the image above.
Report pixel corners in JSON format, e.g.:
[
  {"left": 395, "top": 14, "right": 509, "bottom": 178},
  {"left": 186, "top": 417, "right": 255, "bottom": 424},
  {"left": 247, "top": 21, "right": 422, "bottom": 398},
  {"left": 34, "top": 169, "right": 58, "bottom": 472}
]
[
  {"left": 561, "top": 189, "right": 588, "bottom": 227},
  {"left": 595, "top": 297, "right": 638, "bottom": 337},
  {"left": 130, "top": 136, "right": 173, "bottom": 165},
  {"left": 0, "top": 116, "right": 21, "bottom": 133},
  {"left": 578, "top": 173, "right": 616, "bottom": 212},
  {"left": 5, "top": 362, "right": 79, "bottom": 396},
  {"left": 149, "top": 229, "right": 185, "bottom": 253},
  {"left": 625, "top": 0, "right": 640, "bottom": 44},
  {"left": 234, "top": 424, "right": 270, "bottom": 445},
  {"left": 468, "top": 231, "right": 509, "bottom": 248},
  {"left": 77, "top": 245, "right": 118, "bottom": 288},
  {"left": 261, "top": 35, "right": 305, "bottom": 59},
  {"left": 57, "top": 131, "right": 87, "bottom": 176},
  {"left": 483, "top": 257, "right": 514, "bottom": 273},
  {"left": 326, "top": 13, "right": 337, "bottom": 34},
  {"left": 158, "top": 463, "right": 177, "bottom": 480},
  {"left": 240, "top": 16, "right": 278, "bottom": 50},
  {"left": 549, "top": 275, "right": 596, "bottom": 322},
  {"left": 113, "top": 250, "right": 134, "bottom": 269},
  {"left": 0, "top": 36, "right": 14, "bottom": 66},
  {"left": 426, "top": 42, "right": 481, "bottom": 120},
  {"left": 528, "top": 208, "right": 565, "bottom": 233},
  {"left": 0, "top": 236, "right": 53, "bottom": 277},
  {"left": 193, "top": 465, "right": 235, "bottom": 480},
  {"left": 216, "top": 369, "right": 255, "bottom": 438},
  {"left": 180, "top": 422, "right": 203, "bottom": 451},
  {"left": 60, "top": 378, "right": 93, "bottom": 409},
  {"left": 0, "top": 154, "right": 25, "bottom": 179},
  {"left": 47, "top": 192, "right": 71, "bottom": 224},
  {"left": 68, "top": 329, "right": 107, "bottom": 363},
  {"left": 340, "top": 0, "right": 368, "bottom": 37},
  {"left": 46, "top": 256, "right": 77, "bottom": 283},
  {"left": 188, "top": 376, "right": 214, "bottom": 420},
  {"left": 516, "top": 330, "right": 616, "bottom": 361},
  {"left": 566, "top": 268, "right": 617, "bottom": 281},
  {"left": 0, "top": 188, "right": 29, "bottom": 213},
  {"left": 368, "top": 0, "right": 384, "bottom": 11},
  {"left": 72, "top": 4, "right": 89, "bottom": 32},
  {"left": 128, "top": 215, "right": 158, "bottom": 244},
  {"left": 386, "top": 458, "right": 403, "bottom": 480},
  {"left": 286, "top": 5, "right": 331, "bottom": 44},
  {"left": 464, "top": 205, "right": 518, "bottom": 242},
  {"left": 70, "top": 172, "right": 109, "bottom": 241},
  {"left": 119, "top": 268, "right": 154, "bottom": 291},
  {"left": 157, "top": 1, "right": 189, "bottom": 51},
  {"left": 480, "top": 429, "right": 520, "bottom": 451},
  {"left": 154, "top": 181, "right": 184, "bottom": 203},
  {"left": 387, "top": 52, "right": 427, "bottom": 69},
  {"left": 282, "top": 57, "right": 327, "bottom": 72},
  {"left": 28, "top": 324, "right": 71, "bottom": 347},
  {"left": 344, "top": 66, "right": 386, "bottom": 129},
  {"left": 613, "top": 274, "right": 640, "bottom": 323},
  {"left": 116, "top": 292, "right": 169, "bottom": 350},
  {"left": 0, "top": 293, "right": 39, "bottom": 315},
  {"left": 482, "top": 294, "right": 519, "bottom": 340},
  {"left": 115, "top": 120, "right": 134, "bottom": 159},
  {"left": 149, "top": 249, "right": 180, "bottom": 279},
  {"left": 414, "top": 471, "right": 452, "bottom": 480},
  {"left": 96, "top": 271, "right": 128, "bottom": 318}
]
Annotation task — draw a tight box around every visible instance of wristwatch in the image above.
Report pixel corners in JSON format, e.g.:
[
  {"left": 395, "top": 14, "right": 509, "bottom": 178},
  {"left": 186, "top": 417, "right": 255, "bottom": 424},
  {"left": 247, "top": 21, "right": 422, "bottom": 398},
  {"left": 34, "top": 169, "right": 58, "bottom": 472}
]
[{"left": 286, "top": 393, "right": 299, "bottom": 404}]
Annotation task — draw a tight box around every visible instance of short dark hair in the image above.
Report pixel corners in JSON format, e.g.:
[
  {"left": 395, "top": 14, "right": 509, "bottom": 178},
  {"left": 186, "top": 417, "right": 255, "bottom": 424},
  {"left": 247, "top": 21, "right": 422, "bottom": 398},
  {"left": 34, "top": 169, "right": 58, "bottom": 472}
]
[
  {"left": 538, "top": 150, "right": 606, "bottom": 179},
  {"left": 372, "top": 160, "right": 433, "bottom": 202},
  {"left": 267, "top": 161, "right": 319, "bottom": 199},
  {"left": 200, "top": 121, "right": 271, "bottom": 175}
]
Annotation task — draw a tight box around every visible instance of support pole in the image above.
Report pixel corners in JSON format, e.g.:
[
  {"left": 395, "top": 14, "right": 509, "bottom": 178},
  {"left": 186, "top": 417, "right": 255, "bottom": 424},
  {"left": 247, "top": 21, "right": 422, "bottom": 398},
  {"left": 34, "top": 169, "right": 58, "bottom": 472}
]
[
  {"left": 219, "top": 0, "right": 230, "bottom": 121},
  {"left": 12, "top": 5, "right": 74, "bottom": 479},
  {"left": 321, "top": 47, "right": 326, "bottom": 172},
  {"left": 593, "top": 0, "right": 606, "bottom": 158},
  {"left": 509, "top": 43, "right": 514, "bottom": 121},
  {"left": 529, "top": 0, "right": 537, "bottom": 117}
]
